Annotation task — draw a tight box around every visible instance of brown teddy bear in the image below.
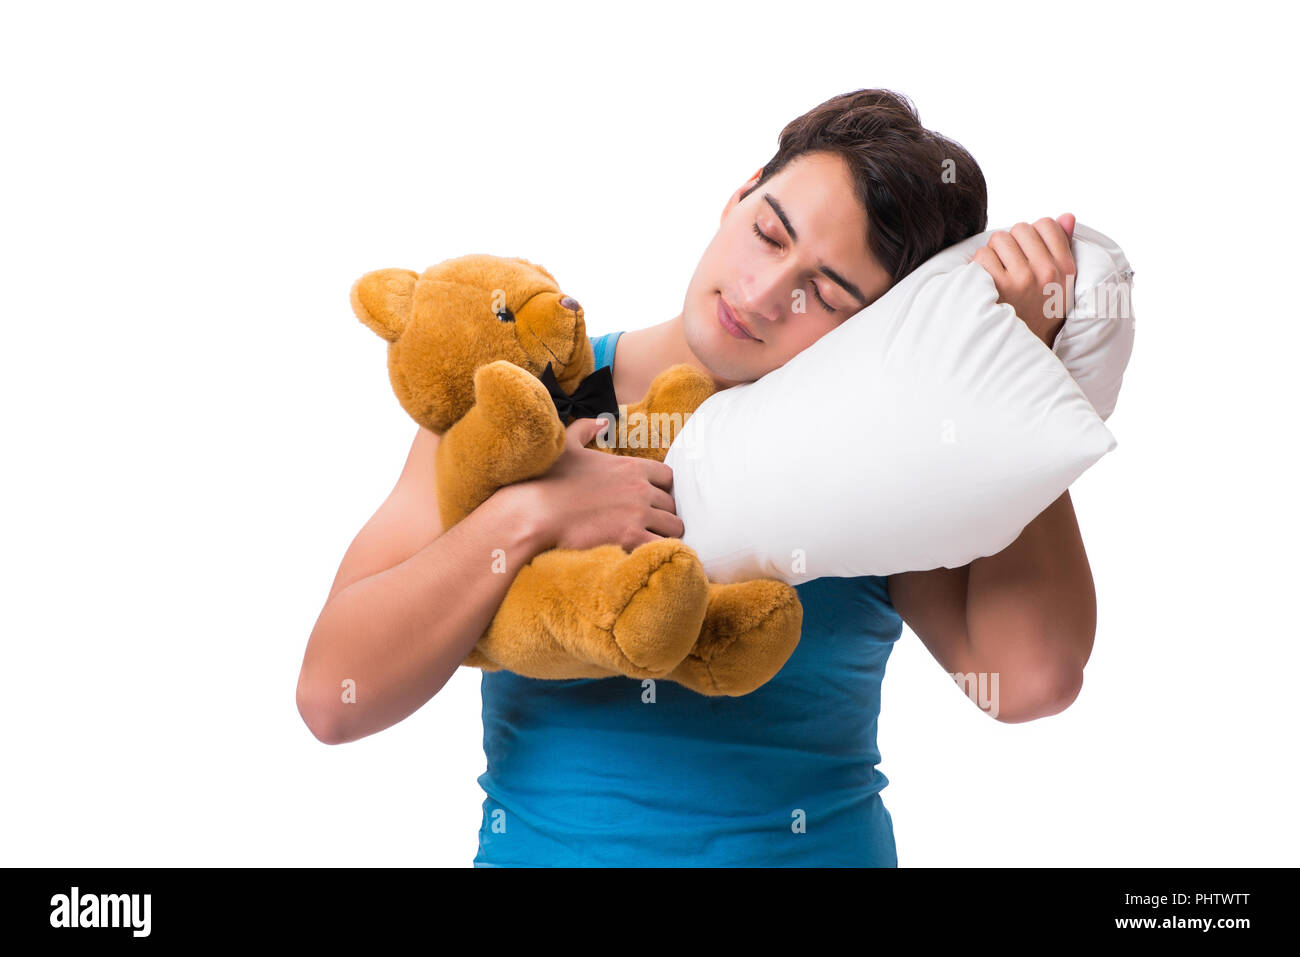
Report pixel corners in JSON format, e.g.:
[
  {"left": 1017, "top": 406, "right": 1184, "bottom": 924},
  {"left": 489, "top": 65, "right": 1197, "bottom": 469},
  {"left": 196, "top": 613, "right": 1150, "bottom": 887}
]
[{"left": 350, "top": 254, "right": 802, "bottom": 696}]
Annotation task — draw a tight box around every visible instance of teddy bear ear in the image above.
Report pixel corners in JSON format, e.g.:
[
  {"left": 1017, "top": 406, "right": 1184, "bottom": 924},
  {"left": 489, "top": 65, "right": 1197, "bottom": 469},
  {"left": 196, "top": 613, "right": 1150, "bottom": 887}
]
[
  {"left": 508, "top": 257, "right": 558, "bottom": 286},
  {"left": 351, "top": 269, "right": 419, "bottom": 342}
]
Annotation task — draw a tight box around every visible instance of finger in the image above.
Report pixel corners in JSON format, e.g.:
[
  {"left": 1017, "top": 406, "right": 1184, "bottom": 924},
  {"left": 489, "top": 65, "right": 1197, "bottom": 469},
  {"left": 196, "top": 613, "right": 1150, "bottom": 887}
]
[
  {"left": 971, "top": 245, "right": 1005, "bottom": 281},
  {"left": 625, "top": 526, "right": 666, "bottom": 550},
  {"left": 1057, "top": 212, "right": 1076, "bottom": 241},
  {"left": 1010, "top": 221, "right": 1054, "bottom": 274},
  {"left": 646, "top": 484, "right": 677, "bottom": 515},
  {"left": 1035, "top": 218, "right": 1076, "bottom": 317},
  {"left": 565, "top": 416, "right": 599, "bottom": 439},
  {"left": 638, "top": 458, "right": 675, "bottom": 493},
  {"left": 1011, "top": 222, "right": 1065, "bottom": 311},
  {"left": 567, "top": 415, "right": 608, "bottom": 448},
  {"left": 1033, "top": 216, "right": 1075, "bottom": 277},
  {"left": 988, "top": 230, "right": 1032, "bottom": 285},
  {"left": 644, "top": 507, "right": 685, "bottom": 540},
  {"left": 1031, "top": 218, "right": 1077, "bottom": 318}
]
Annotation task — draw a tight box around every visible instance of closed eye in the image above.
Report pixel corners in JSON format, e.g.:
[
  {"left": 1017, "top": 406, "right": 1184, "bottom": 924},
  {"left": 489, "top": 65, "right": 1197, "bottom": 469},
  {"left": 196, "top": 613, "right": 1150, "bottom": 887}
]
[{"left": 752, "top": 222, "right": 836, "bottom": 314}]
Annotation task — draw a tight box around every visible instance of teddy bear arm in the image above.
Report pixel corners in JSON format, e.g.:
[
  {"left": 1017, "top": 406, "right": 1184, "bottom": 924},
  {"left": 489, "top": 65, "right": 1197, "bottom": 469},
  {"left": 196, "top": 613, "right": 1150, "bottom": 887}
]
[
  {"left": 643, "top": 364, "right": 717, "bottom": 415},
  {"left": 434, "top": 405, "right": 565, "bottom": 527},
  {"left": 609, "top": 364, "right": 716, "bottom": 462}
]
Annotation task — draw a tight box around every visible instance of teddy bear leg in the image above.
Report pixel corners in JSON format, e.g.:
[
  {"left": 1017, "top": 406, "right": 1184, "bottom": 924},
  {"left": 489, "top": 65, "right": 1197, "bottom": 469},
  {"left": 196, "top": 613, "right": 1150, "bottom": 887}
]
[
  {"left": 664, "top": 580, "right": 804, "bottom": 697},
  {"left": 470, "top": 540, "right": 711, "bottom": 679}
]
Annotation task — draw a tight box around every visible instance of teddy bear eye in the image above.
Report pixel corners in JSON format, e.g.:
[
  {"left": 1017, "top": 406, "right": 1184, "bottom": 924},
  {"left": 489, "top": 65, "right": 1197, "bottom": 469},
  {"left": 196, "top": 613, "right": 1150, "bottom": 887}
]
[{"left": 495, "top": 307, "right": 515, "bottom": 323}]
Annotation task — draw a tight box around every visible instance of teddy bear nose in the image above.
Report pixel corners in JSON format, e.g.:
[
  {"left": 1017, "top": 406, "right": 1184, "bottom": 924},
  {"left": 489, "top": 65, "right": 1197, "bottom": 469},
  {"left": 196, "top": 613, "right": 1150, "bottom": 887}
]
[{"left": 559, "top": 296, "right": 581, "bottom": 312}]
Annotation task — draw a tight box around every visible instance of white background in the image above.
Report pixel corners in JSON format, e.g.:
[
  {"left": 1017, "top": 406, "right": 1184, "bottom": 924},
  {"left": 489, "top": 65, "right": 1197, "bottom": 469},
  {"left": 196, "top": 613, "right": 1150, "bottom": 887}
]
[{"left": 3, "top": 0, "right": 1296, "bottom": 867}]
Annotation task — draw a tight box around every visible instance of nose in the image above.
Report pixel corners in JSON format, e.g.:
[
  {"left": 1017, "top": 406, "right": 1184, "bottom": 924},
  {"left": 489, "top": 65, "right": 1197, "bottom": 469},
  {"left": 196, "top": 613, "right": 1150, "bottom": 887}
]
[
  {"left": 737, "top": 269, "right": 784, "bottom": 324},
  {"left": 559, "top": 296, "right": 581, "bottom": 312}
]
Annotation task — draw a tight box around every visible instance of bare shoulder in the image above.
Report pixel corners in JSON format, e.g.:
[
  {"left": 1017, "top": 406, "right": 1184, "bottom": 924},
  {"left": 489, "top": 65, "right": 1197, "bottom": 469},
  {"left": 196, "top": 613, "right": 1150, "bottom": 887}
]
[{"left": 324, "top": 426, "right": 443, "bottom": 602}]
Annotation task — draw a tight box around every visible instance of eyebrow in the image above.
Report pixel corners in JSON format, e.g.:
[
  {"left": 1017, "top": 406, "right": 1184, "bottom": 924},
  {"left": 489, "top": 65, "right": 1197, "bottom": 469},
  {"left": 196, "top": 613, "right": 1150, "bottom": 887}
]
[{"left": 764, "top": 193, "right": 870, "bottom": 309}]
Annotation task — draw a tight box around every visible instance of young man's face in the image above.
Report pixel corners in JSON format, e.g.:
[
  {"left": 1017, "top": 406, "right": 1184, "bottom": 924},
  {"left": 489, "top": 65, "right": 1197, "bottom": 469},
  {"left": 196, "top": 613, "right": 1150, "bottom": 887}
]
[{"left": 683, "top": 150, "right": 895, "bottom": 386}]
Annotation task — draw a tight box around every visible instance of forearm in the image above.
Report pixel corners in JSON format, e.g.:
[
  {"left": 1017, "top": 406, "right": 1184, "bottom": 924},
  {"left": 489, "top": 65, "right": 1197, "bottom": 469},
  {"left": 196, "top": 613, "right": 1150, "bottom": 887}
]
[
  {"left": 298, "top": 486, "right": 548, "bottom": 745},
  {"left": 964, "top": 489, "right": 1095, "bottom": 718}
]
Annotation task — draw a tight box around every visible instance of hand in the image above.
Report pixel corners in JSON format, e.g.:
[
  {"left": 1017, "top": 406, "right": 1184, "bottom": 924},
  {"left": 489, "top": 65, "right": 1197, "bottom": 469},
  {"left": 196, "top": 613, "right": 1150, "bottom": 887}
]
[
  {"left": 509, "top": 417, "right": 683, "bottom": 553},
  {"left": 972, "top": 213, "right": 1077, "bottom": 349}
]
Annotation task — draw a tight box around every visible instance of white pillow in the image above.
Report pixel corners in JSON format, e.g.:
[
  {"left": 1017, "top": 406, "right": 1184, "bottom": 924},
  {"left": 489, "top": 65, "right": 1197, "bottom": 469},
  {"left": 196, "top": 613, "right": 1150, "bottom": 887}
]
[
  {"left": 1047, "top": 224, "right": 1135, "bottom": 421},
  {"left": 664, "top": 222, "right": 1135, "bottom": 585}
]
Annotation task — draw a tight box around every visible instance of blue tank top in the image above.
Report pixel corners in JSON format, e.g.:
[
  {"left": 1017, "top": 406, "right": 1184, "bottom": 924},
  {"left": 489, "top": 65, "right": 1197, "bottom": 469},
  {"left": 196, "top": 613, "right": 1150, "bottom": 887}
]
[{"left": 474, "top": 330, "right": 903, "bottom": 866}]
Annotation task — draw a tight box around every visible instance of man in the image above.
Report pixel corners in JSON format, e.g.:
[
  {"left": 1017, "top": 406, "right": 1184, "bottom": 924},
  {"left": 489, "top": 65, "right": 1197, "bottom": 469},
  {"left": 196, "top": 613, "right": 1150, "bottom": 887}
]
[{"left": 297, "top": 88, "right": 1094, "bottom": 866}]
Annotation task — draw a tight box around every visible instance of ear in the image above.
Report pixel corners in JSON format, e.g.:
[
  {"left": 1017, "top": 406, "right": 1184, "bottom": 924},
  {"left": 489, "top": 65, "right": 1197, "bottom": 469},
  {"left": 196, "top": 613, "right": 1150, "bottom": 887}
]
[{"left": 351, "top": 269, "right": 419, "bottom": 342}]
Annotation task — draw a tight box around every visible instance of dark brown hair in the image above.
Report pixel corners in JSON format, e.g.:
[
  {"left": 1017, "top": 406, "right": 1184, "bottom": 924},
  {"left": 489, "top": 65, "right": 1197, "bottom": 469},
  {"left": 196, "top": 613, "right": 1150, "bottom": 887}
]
[{"left": 740, "top": 88, "right": 987, "bottom": 291}]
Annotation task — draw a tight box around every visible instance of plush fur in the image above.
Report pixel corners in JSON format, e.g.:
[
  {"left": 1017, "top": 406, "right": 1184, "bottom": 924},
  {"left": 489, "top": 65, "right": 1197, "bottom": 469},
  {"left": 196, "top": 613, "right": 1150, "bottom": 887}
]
[{"left": 351, "top": 254, "right": 803, "bottom": 696}]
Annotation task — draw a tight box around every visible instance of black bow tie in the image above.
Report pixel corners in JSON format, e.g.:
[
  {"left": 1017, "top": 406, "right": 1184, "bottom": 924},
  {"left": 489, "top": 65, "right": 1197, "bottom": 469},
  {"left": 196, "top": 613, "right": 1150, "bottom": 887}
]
[{"left": 539, "top": 362, "right": 620, "bottom": 422}]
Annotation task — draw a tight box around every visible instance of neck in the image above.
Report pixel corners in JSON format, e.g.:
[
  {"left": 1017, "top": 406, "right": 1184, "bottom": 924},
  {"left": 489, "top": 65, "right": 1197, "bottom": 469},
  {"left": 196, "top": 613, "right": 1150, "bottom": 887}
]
[{"left": 612, "top": 312, "right": 735, "bottom": 402}]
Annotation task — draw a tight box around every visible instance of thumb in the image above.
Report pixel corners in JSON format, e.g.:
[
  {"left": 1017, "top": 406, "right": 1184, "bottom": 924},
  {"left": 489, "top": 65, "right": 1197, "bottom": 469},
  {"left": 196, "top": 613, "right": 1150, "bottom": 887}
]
[
  {"left": 569, "top": 415, "right": 608, "bottom": 447},
  {"left": 1057, "top": 212, "right": 1076, "bottom": 241}
]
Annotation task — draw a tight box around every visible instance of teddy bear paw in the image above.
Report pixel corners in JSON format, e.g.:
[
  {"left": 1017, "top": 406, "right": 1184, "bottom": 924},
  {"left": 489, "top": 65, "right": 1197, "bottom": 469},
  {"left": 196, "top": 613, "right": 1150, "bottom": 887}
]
[
  {"left": 606, "top": 540, "right": 711, "bottom": 675},
  {"left": 473, "top": 359, "right": 566, "bottom": 465},
  {"left": 669, "top": 580, "right": 804, "bottom": 696}
]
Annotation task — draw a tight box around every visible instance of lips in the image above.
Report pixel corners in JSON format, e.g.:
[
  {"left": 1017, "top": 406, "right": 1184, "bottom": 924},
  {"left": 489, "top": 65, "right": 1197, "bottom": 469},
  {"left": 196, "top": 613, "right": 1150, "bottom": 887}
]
[{"left": 717, "top": 295, "right": 761, "bottom": 341}]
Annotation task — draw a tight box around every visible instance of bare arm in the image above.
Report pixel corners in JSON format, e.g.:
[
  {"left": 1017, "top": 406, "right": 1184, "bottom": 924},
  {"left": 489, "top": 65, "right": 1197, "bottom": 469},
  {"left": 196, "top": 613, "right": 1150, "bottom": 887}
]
[
  {"left": 895, "top": 214, "right": 1093, "bottom": 722},
  {"left": 296, "top": 418, "right": 683, "bottom": 745},
  {"left": 295, "top": 427, "right": 542, "bottom": 744},
  {"left": 888, "top": 489, "right": 1095, "bottom": 724}
]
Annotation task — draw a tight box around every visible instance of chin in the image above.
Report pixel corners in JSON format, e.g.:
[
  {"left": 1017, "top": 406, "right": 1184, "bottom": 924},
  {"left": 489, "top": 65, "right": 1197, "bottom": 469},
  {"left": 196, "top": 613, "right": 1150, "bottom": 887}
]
[{"left": 684, "top": 303, "right": 761, "bottom": 386}]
